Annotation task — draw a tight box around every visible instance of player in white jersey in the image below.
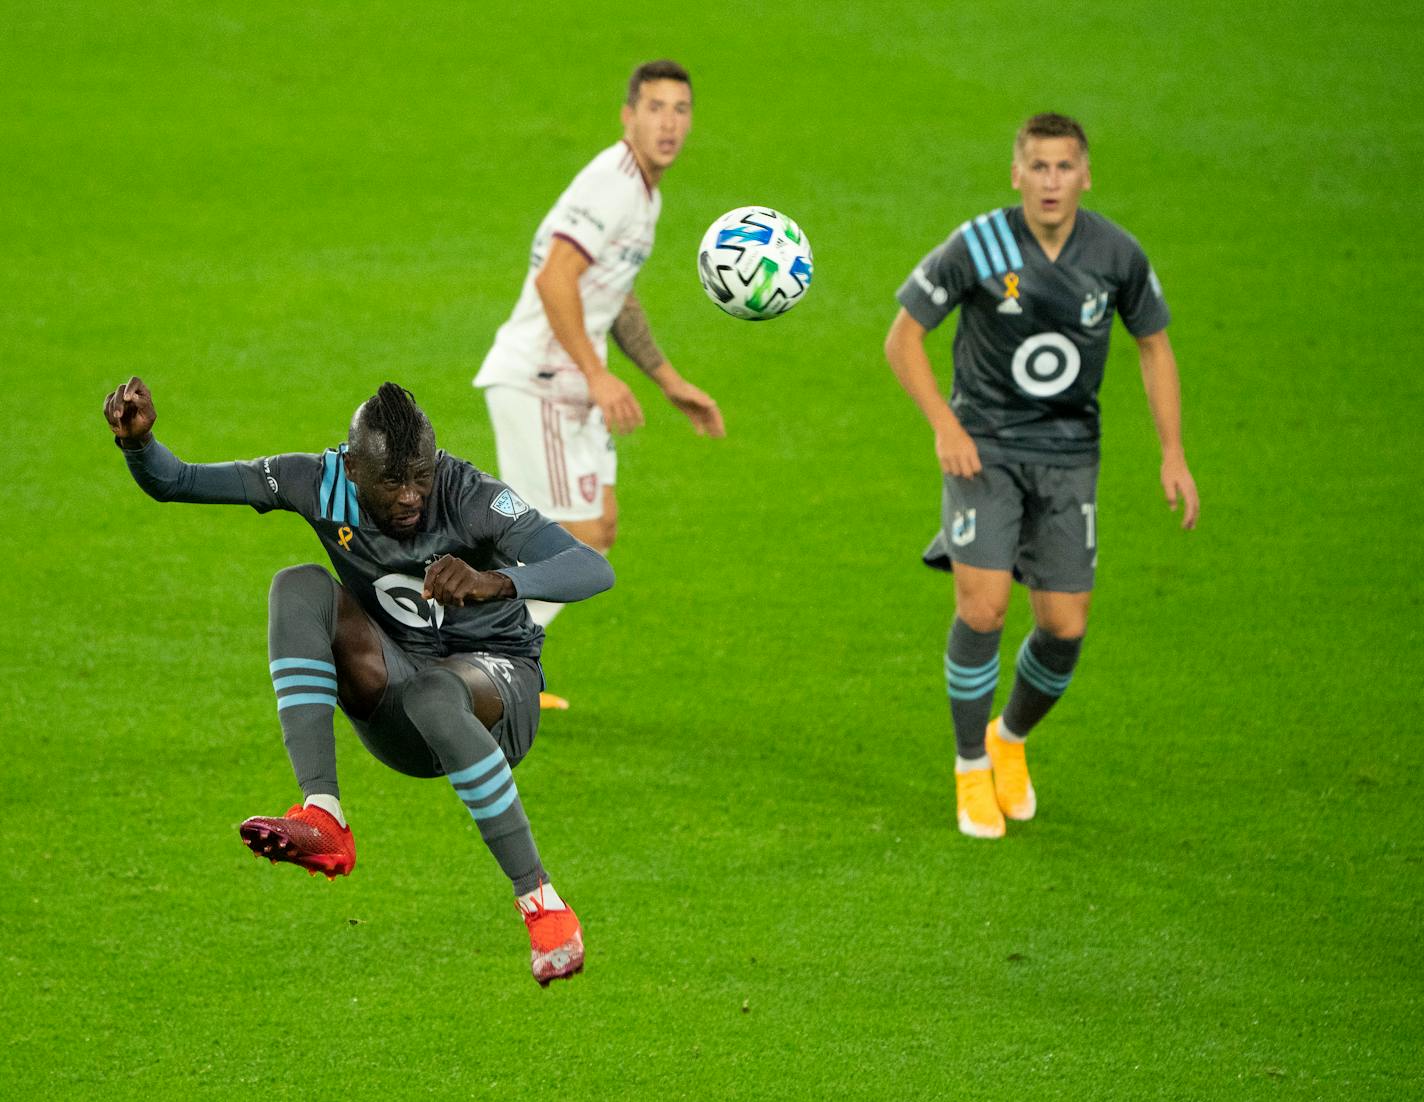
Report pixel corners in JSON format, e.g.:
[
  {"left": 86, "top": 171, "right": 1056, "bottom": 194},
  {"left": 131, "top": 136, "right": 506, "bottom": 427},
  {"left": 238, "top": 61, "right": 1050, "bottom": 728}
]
[{"left": 475, "top": 60, "right": 724, "bottom": 707}]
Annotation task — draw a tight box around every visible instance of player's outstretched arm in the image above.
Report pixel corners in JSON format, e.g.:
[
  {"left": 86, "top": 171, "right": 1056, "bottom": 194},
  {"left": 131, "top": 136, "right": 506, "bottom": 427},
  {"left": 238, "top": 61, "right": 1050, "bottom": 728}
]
[
  {"left": 103, "top": 375, "right": 255, "bottom": 506},
  {"left": 884, "top": 308, "right": 981, "bottom": 478},
  {"left": 536, "top": 237, "right": 644, "bottom": 435},
  {"left": 612, "top": 293, "right": 725, "bottom": 438},
  {"left": 1135, "top": 329, "right": 1200, "bottom": 530}
]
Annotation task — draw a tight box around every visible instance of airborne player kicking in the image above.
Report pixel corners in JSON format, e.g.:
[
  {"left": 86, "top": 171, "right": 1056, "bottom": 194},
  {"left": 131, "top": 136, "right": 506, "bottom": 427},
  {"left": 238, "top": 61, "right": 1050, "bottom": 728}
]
[{"left": 104, "top": 377, "right": 612, "bottom": 984}]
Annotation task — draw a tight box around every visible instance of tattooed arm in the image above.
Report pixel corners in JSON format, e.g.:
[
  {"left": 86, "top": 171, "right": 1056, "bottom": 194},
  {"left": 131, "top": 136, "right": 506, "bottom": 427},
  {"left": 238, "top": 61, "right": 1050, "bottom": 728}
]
[
  {"left": 610, "top": 292, "right": 670, "bottom": 378},
  {"left": 610, "top": 293, "right": 727, "bottom": 438}
]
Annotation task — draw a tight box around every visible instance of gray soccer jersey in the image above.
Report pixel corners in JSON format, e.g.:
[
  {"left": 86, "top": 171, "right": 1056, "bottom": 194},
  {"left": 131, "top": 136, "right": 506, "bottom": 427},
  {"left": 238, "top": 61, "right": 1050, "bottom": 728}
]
[
  {"left": 122, "top": 438, "right": 612, "bottom": 659},
  {"left": 897, "top": 206, "right": 1169, "bottom": 466}
]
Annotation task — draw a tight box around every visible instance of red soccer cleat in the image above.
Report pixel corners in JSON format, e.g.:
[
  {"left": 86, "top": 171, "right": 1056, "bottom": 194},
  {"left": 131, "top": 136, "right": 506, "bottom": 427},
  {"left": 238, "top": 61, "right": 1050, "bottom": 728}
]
[
  {"left": 519, "top": 891, "right": 584, "bottom": 986},
  {"left": 239, "top": 804, "right": 356, "bottom": 879}
]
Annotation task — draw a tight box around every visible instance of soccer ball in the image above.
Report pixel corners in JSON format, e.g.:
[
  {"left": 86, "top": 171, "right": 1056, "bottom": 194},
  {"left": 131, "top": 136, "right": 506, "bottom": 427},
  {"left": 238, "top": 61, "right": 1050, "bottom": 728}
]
[{"left": 697, "top": 206, "right": 813, "bottom": 320}]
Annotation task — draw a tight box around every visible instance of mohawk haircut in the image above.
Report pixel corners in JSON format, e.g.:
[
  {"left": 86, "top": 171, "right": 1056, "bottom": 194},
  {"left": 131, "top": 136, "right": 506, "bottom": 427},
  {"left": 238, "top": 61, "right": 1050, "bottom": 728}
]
[
  {"left": 626, "top": 59, "right": 692, "bottom": 106},
  {"left": 1015, "top": 112, "right": 1090, "bottom": 159},
  {"left": 350, "top": 382, "right": 435, "bottom": 479}
]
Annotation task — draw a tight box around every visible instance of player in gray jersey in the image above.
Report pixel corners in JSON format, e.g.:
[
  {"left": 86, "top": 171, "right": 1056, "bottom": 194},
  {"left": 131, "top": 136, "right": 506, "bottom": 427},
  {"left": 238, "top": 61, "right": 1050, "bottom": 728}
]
[
  {"left": 104, "top": 377, "right": 613, "bottom": 984},
  {"left": 885, "top": 113, "right": 1200, "bottom": 840}
]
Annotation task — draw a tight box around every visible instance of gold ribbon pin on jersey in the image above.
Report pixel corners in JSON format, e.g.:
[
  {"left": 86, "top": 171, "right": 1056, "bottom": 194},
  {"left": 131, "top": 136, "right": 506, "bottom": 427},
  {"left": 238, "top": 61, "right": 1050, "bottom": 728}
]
[
  {"left": 337, "top": 525, "right": 353, "bottom": 549},
  {"left": 1003, "top": 273, "right": 1020, "bottom": 299}
]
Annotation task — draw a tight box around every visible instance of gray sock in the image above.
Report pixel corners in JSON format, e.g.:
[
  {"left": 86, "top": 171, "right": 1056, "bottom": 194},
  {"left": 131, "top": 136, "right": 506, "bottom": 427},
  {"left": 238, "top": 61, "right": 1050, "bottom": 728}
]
[
  {"left": 401, "top": 668, "right": 547, "bottom": 896},
  {"left": 267, "top": 565, "right": 341, "bottom": 800},
  {"left": 1002, "top": 629, "right": 1084, "bottom": 738},
  {"left": 945, "top": 618, "right": 1002, "bottom": 760}
]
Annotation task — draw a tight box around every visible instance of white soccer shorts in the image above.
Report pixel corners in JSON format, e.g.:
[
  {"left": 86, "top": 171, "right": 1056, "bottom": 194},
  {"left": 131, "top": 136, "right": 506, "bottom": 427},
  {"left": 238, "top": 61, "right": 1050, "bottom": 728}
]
[{"left": 483, "top": 385, "right": 616, "bottom": 522}]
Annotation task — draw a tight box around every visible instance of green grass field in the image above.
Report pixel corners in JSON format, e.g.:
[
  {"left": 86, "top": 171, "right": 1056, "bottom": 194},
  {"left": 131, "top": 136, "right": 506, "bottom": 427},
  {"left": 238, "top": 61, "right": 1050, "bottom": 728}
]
[{"left": 3, "top": 1, "right": 1421, "bottom": 1097}]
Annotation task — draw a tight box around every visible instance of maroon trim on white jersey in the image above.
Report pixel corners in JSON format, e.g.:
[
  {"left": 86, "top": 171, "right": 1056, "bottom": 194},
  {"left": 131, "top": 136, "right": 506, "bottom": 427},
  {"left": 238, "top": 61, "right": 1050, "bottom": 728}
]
[
  {"left": 551, "top": 231, "right": 595, "bottom": 266},
  {"left": 619, "top": 139, "right": 654, "bottom": 199}
]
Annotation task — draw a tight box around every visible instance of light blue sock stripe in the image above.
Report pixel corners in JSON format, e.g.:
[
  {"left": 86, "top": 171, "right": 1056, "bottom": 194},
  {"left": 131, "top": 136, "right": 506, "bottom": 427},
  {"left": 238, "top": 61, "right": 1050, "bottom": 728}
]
[
  {"left": 453, "top": 764, "right": 513, "bottom": 802},
  {"left": 948, "top": 681, "right": 997, "bottom": 701},
  {"left": 270, "top": 657, "right": 338, "bottom": 675},
  {"left": 946, "top": 665, "right": 999, "bottom": 691},
  {"left": 1019, "top": 641, "right": 1072, "bottom": 690},
  {"left": 959, "top": 221, "right": 991, "bottom": 280},
  {"left": 946, "top": 657, "right": 999, "bottom": 678},
  {"left": 975, "top": 214, "right": 1007, "bottom": 273},
  {"left": 465, "top": 783, "right": 519, "bottom": 821},
  {"left": 273, "top": 674, "right": 338, "bottom": 692},
  {"left": 447, "top": 748, "right": 506, "bottom": 787},
  {"left": 1018, "top": 646, "right": 1072, "bottom": 696},
  {"left": 991, "top": 209, "right": 1024, "bottom": 269},
  {"left": 277, "top": 692, "right": 338, "bottom": 711}
]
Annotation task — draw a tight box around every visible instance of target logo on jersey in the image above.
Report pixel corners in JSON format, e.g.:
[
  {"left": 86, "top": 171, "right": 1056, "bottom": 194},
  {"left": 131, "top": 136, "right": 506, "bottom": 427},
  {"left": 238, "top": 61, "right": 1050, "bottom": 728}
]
[
  {"left": 373, "top": 573, "right": 445, "bottom": 630},
  {"left": 1011, "top": 333, "right": 1082, "bottom": 397}
]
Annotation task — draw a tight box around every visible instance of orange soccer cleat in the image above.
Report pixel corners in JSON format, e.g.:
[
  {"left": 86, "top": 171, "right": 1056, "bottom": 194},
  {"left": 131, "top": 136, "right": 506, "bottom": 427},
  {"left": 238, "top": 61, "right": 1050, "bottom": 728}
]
[
  {"left": 986, "top": 718, "right": 1037, "bottom": 821},
  {"left": 239, "top": 803, "right": 356, "bottom": 879},
  {"left": 955, "top": 766, "right": 1006, "bottom": 839},
  {"left": 519, "top": 889, "right": 584, "bottom": 986}
]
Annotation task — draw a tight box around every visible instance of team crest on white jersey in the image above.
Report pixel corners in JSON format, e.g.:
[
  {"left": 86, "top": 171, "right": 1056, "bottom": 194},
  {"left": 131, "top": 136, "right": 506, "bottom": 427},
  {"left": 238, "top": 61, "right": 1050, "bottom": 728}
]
[
  {"left": 373, "top": 573, "right": 445, "bottom": 630},
  {"left": 491, "top": 489, "right": 529, "bottom": 519},
  {"left": 951, "top": 509, "right": 977, "bottom": 546}
]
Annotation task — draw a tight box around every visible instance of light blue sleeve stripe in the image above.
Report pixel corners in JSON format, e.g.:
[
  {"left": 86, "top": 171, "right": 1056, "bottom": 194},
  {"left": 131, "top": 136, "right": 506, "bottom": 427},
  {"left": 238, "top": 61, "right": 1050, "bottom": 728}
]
[
  {"left": 318, "top": 451, "right": 338, "bottom": 521},
  {"left": 273, "top": 674, "right": 339, "bottom": 692},
  {"left": 465, "top": 783, "right": 519, "bottom": 821},
  {"left": 453, "top": 764, "right": 513, "bottom": 802},
  {"left": 991, "top": 209, "right": 1023, "bottom": 269},
  {"left": 975, "top": 214, "right": 1006, "bottom": 274},
  {"left": 277, "top": 692, "right": 339, "bottom": 711},
  {"left": 331, "top": 465, "right": 347, "bottom": 524},
  {"left": 958, "top": 222, "right": 992, "bottom": 280},
  {"left": 270, "top": 657, "right": 338, "bottom": 674},
  {"left": 346, "top": 481, "right": 360, "bottom": 527},
  {"left": 447, "top": 747, "right": 507, "bottom": 787}
]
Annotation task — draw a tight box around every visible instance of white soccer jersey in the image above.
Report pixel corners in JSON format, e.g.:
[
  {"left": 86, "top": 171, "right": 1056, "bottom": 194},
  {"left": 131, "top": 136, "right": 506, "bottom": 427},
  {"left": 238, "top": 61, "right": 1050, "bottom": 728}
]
[{"left": 475, "top": 141, "right": 660, "bottom": 401}]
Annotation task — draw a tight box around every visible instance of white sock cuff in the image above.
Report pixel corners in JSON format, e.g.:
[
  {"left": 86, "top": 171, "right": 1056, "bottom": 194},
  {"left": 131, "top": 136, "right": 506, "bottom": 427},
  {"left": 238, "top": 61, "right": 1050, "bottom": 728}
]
[
  {"left": 956, "top": 755, "right": 991, "bottom": 774},
  {"left": 304, "top": 793, "right": 346, "bottom": 828},
  {"left": 517, "top": 880, "right": 566, "bottom": 913},
  {"left": 995, "top": 719, "right": 1027, "bottom": 744}
]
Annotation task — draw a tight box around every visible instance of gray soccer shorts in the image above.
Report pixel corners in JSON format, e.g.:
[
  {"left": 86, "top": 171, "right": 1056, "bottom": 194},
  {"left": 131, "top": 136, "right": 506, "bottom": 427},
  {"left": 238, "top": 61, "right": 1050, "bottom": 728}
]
[
  {"left": 940, "top": 461, "right": 1099, "bottom": 592},
  {"left": 345, "top": 617, "right": 543, "bottom": 775}
]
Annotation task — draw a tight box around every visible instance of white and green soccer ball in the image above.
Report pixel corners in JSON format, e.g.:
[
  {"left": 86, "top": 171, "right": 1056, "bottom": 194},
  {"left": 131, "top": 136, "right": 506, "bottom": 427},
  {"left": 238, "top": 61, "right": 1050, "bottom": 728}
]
[{"left": 697, "top": 206, "right": 813, "bottom": 320}]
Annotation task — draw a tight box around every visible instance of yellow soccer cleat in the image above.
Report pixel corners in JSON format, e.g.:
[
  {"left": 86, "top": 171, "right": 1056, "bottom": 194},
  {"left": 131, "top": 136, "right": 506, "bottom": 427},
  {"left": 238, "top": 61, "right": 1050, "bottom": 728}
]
[
  {"left": 955, "top": 766, "right": 1005, "bottom": 839},
  {"left": 539, "top": 691, "right": 570, "bottom": 711},
  {"left": 986, "top": 718, "right": 1037, "bottom": 821}
]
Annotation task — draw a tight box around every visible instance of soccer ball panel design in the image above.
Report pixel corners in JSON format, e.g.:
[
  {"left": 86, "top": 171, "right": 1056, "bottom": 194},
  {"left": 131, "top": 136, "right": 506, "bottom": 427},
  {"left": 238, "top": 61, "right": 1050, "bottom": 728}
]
[{"left": 697, "top": 206, "right": 813, "bottom": 321}]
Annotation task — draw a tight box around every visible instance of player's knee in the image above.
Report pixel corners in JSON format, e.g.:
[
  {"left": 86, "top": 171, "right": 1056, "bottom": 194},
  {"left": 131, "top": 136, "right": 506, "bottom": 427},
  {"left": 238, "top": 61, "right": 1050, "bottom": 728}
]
[
  {"left": 269, "top": 563, "right": 334, "bottom": 612},
  {"left": 957, "top": 598, "right": 1008, "bottom": 633},
  {"left": 401, "top": 667, "right": 470, "bottom": 729},
  {"left": 597, "top": 516, "right": 617, "bottom": 552}
]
